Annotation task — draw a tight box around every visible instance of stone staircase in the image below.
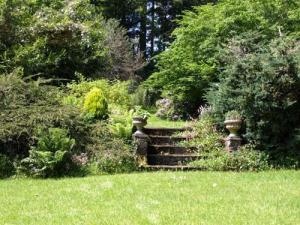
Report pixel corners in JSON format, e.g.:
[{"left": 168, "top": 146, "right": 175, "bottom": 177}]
[{"left": 141, "top": 127, "right": 200, "bottom": 170}]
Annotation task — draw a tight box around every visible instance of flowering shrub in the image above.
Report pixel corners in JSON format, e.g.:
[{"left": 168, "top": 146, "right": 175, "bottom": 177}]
[{"left": 155, "top": 98, "right": 179, "bottom": 120}]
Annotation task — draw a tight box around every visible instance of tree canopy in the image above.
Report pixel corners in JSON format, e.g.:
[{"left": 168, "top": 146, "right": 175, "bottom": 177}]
[
  {"left": 0, "top": 0, "right": 140, "bottom": 80},
  {"left": 146, "top": 0, "right": 300, "bottom": 113},
  {"left": 97, "top": 0, "right": 215, "bottom": 58}
]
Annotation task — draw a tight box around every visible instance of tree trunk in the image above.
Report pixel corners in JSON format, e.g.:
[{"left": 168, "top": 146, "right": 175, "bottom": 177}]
[
  {"left": 139, "top": 3, "right": 147, "bottom": 58},
  {"left": 150, "top": 0, "right": 155, "bottom": 56}
]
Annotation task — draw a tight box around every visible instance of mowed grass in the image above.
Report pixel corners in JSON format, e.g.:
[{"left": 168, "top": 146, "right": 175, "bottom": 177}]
[
  {"left": 0, "top": 171, "right": 299, "bottom": 225},
  {"left": 146, "top": 114, "right": 189, "bottom": 128}
]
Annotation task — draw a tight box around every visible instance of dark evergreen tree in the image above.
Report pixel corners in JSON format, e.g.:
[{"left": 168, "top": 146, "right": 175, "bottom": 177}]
[{"left": 96, "top": 0, "right": 215, "bottom": 58}]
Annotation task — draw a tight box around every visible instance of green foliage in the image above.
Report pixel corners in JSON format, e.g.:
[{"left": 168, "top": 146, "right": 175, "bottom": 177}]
[
  {"left": 0, "top": 73, "right": 138, "bottom": 176},
  {"left": 0, "top": 71, "right": 88, "bottom": 157},
  {"left": 108, "top": 81, "right": 132, "bottom": 108},
  {"left": 206, "top": 36, "right": 300, "bottom": 154},
  {"left": 181, "top": 116, "right": 270, "bottom": 171},
  {"left": 179, "top": 116, "right": 223, "bottom": 151},
  {"left": 19, "top": 128, "right": 79, "bottom": 178},
  {"left": 133, "top": 106, "right": 150, "bottom": 119},
  {"left": 109, "top": 110, "right": 134, "bottom": 140},
  {"left": 189, "top": 145, "right": 270, "bottom": 172},
  {"left": 96, "top": 154, "right": 137, "bottom": 174},
  {"left": 83, "top": 87, "right": 108, "bottom": 121},
  {"left": 225, "top": 111, "right": 242, "bottom": 121},
  {"left": 86, "top": 123, "right": 137, "bottom": 174},
  {"left": 146, "top": 0, "right": 300, "bottom": 113},
  {"left": 155, "top": 98, "right": 178, "bottom": 120},
  {"left": 63, "top": 79, "right": 133, "bottom": 110},
  {"left": 33, "top": 128, "right": 75, "bottom": 154},
  {"left": 0, "top": 68, "right": 59, "bottom": 107},
  {"left": 0, "top": 154, "right": 14, "bottom": 178},
  {"left": 131, "top": 85, "right": 157, "bottom": 108},
  {"left": 0, "top": 0, "right": 139, "bottom": 79}
]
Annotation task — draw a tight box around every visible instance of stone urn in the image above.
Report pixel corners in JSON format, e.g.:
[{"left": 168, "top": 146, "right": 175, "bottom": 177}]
[
  {"left": 224, "top": 111, "right": 242, "bottom": 152},
  {"left": 133, "top": 116, "right": 147, "bottom": 136},
  {"left": 224, "top": 119, "right": 242, "bottom": 138},
  {"left": 224, "top": 117, "right": 242, "bottom": 152}
]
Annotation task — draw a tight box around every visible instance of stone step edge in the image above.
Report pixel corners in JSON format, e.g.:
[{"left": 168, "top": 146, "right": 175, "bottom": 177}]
[
  {"left": 144, "top": 127, "right": 190, "bottom": 130},
  {"left": 148, "top": 135, "right": 189, "bottom": 139},
  {"left": 142, "top": 165, "right": 199, "bottom": 170},
  {"left": 149, "top": 144, "right": 197, "bottom": 148},
  {"left": 148, "top": 154, "right": 200, "bottom": 157}
]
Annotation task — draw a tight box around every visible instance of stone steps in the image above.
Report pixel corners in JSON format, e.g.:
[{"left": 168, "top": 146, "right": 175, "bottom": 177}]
[
  {"left": 136, "top": 126, "right": 200, "bottom": 169},
  {"left": 143, "top": 165, "right": 199, "bottom": 171},
  {"left": 149, "top": 135, "right": 189, "bottom": 145},
  {"left": 148, "top": 145, "right": 197, "bottom": 155},
  {"left": 147, "top": 154, "right": 200, "bottom": 166},
  {"left": 144, "top": 127, "right": 189, "bottom": 136}
]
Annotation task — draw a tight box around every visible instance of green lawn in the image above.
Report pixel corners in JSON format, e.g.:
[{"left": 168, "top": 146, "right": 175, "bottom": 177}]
[
  {"left": 146, "top": 114, "right": 189, "bottom": 128},
  {"left": 0, "top": 171, "right": 299, "bottom": 225}
]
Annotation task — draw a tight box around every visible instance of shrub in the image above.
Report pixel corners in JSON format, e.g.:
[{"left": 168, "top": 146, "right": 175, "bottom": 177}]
[
  {"left": 131, "top": 85, "right": 156, "bottom": 108},
  {"left": 109, "top": 110, "right": 134, "bottom": 140},
  {"left": 83, "top": 87, "right": 108, "bottom": 121},
  {"left": 19, "top": 128, "right": 81, "bottom": 178},
  {"left": 146, "top": 0, "right": 300, "bottom": 114},
  {"left": 108, "top": 80, "right": 132, "bottom": 108},
  {"left": 0, "top": 71, "right": 87, "bottom": 157},
  {"left": 96, "top": 153, "right": 137, "bottom": 174},
  {"left": 86, "top": 123, "right": 138, "bottom": 174},
  {"left": 182, "top": 116, "right": 270, "bottom": 171},
  {"left": 0, "top": 154, "right": 15, "bottom": 178},
  {"left": 206, "top": 36, "right": 300, "bottom": 154},
  {"left": 63, "top": 79, "right": 133, "bottom": 110},
  {"left": 225, "top": 111, "right": 242, "bottom": 121},
  {"left": 189, "top": 145, "right": 270, "bottom": 172},
  {"left": 155, "top": 98, "right": 177, "bottom": 120},
  {"left": 0, "top": 0, "right": 140, "bottom": 80},
  {"left": 179, "top": 116, "right": 223, "bottom": 151}
]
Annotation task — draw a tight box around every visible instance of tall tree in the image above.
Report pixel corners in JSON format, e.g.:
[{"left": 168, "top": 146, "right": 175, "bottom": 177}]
[{"left": 97, "top": 0, "right": 216, "bottom": 58}]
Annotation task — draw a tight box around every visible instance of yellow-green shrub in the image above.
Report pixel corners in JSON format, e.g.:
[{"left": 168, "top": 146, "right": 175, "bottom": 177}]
[
  {"left": 108, "top": 81, "right": 132, "bottom": 108},
  {"left": 83, "top": 88, "right": 108, "bottom": 120},
  {"left": 63, "top": 79, "right": 132, "bottom": 109}
]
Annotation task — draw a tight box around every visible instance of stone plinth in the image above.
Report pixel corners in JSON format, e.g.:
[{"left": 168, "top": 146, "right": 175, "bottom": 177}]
[{"left": 225, "top": 136, "right": 242, "bottom": 152}]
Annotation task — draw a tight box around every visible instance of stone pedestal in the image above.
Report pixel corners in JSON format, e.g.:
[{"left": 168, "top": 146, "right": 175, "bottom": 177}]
[
  {"left": 225, "top": 136, "right": 242, "bottom": 152},
  {"left": 132, "top": 117, "right": 149, "bottom": 166},
  {"left": 224, "top": 119, "right": 242, "bottom": 152},
  {"left": 133, "top": 132, "right": 149, "bottom": 166}
]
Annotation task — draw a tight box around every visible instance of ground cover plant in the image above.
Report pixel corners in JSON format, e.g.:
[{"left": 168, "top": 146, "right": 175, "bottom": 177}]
[{"left": 0, "top": 171, "right": 299, "bottom": 225}]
